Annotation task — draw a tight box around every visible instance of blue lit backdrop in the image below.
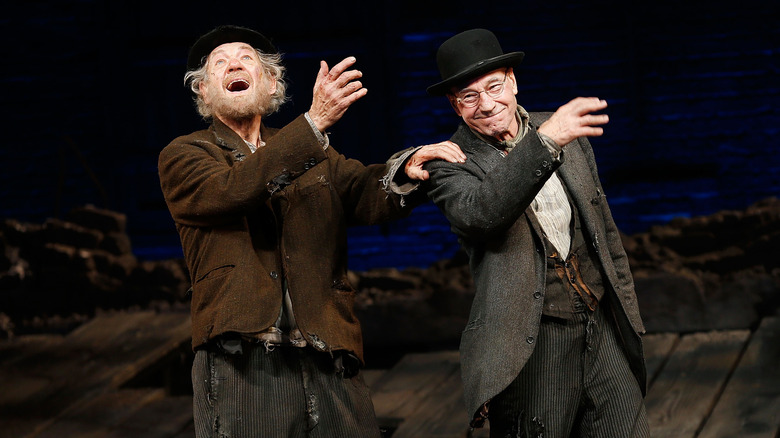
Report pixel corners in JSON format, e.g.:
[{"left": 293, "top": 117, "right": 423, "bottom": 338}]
[{"left": 1, "top": 1, "right": 778, "bottom": 272}]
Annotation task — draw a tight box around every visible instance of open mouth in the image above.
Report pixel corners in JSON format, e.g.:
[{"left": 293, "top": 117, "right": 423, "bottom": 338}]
[{"left": 226, "top": 79, "right": 250, "bottom": 92}]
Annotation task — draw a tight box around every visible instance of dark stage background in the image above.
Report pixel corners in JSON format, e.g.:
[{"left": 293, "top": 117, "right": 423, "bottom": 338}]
[{"left": 2, "top": 1, "right": 778, "bottom": 271}]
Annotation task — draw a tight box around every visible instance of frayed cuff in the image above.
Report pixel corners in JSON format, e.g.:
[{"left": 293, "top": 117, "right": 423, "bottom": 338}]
[{"left": 304, "top": 112, "right": 330, "bottom": 150}]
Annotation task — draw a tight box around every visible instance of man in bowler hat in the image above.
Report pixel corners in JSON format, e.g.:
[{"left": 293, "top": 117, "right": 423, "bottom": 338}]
[
  {"left": 158, "top": 25, "right": 464, "bottom": 437},
  {"left": 421, "top": 29, "right": 649, "bottom": 436}
]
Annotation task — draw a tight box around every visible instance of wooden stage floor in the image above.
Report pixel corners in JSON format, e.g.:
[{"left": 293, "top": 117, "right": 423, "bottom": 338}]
[{"left": 0, "top": 311, "right": 777, "bottom": 437}]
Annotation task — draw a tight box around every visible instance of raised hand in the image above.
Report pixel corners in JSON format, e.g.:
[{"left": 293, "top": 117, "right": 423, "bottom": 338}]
[
  {"left": 538, "top": 97, "right": 609, "bottom": 146},
  {"left": 308, "top": 56, "right": 368, "bottom": 132}
]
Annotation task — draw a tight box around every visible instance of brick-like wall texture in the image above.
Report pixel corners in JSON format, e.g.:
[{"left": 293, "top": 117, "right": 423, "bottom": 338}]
[{"left": 2, "top": 1, "right": 778, "bottom": 270}]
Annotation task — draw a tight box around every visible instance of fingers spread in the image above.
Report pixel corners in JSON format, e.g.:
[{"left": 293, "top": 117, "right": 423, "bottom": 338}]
[
  {"left": 309, "top": 57, "right": 368, "bottom": 131},
  {"left": 319, "top": 57, "right": 365, "bottom": 100}
]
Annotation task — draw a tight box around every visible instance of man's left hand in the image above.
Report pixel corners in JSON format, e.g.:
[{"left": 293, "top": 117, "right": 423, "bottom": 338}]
[
  {"left": 405, "top": 141, "right": 466, "bottom": 181},
  {"left": 308, "top": 57, "right": 367, "bottom": 132}
]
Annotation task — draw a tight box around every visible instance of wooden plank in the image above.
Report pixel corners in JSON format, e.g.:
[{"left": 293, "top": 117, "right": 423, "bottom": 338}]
[
  {"left": 0, "top": 334, "right": 68, "bottom": 437},
  {"left": 643, "top": 332, "right": 679, "bottom": 388},
  {"left": 0, "top": 322, "right": 768, "bottom": 438},
  {"left": 391, "top": 364, "right": 469, "bottom": 438},
  {"left": 32, "top": 388, "right": 165, "bottom": 438},
  {"left": 698, "top": 317, "right": 780, "bottom": 438},
  {"left": 0, "top": 310, "right": 191, "bottom": 438},
  {"left": 98, "top": 393, "right": 193, "bottom": 438},
  {"left": 376, "top": 333, "right": 684, "bottom": 437},
  {"left": 26, "top": 386, "right": 192, "bottom": 438},
  {"left": 0, "top": 334, "right": 63, "bottom": 367},
  {"left": 645, "top": 329, "right": 750, "bottom": 438},
  {"left": 370, "top": 350, "right": 461, "bottom": 430},
  {"left": 65, "top": 311, "right": 192, "bottom": 388},
  {"left": 0, "top": 315, "right": 159, "bottom": 438}
]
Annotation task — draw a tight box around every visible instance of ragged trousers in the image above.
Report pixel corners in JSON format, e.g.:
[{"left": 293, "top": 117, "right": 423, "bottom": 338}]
[
  {"left": 192, "top": 344, "right": 380, "bottom": 438},
  {"left": 487, "top": 298, "right": 649, "bottom": 438}
]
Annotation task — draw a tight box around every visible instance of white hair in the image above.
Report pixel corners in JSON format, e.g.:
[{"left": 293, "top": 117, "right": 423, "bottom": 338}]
[{"left": 184, "top": 49, "right": 288, "bottom": 120}]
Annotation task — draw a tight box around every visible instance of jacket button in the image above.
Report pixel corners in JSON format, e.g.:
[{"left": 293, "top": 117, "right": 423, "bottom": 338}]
[
  {"left": 535, "top": 170, "right": 542, "bottom": 177},
  {"left": 270, "top": 271, "right": 278, "bottom": 279},
  {"left": 526, "top": 336, "right": 535, "bottom": 344},
  {"left": 533, "top": 291, "right": 542, "bottom": 299}
]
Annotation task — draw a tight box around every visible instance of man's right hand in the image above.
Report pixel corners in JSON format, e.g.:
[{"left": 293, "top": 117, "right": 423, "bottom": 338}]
[
  {"left": 404, "top": 141, "right": 466, "bottom": 181},
  {"left": 308, "top": 56, "right": 368, "bottom": 133},
  {"left": 538, "top": 97, "right": 609, "bottom": 146}
]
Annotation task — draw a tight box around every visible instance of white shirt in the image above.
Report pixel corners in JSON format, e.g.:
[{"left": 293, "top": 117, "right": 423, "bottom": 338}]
[{"left": 475, "top": 107, "right": 572, "bottom": 258}]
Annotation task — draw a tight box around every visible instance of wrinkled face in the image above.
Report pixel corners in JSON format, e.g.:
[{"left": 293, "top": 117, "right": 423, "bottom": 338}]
[
  {"left": 448, "top": 68, "right": 519, "bottom": 142},
  {"left": 199, "top": 42, "right": 277, "bottom": 121}
]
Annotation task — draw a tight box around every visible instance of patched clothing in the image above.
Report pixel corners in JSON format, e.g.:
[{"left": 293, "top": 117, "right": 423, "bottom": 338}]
[
  {"left": 159, "top": 115, "right": 422, "bottom": 362},
  {"left": 422, "top": 110, "right": 647, "bottom": 426}
]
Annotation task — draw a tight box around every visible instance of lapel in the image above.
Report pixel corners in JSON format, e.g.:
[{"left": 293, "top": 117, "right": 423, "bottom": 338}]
[
  {"left": 450, "top": 122, "right": 506, "bottom": 175},
  {"left": 556, "top": 139, "right": 607, "bottom": 252},
  {"left": 557, "top": 141, "right": 590, "bottom": 212},
  {"left": 451, "top": 121, "right": 551, "bottom": 243},
  {"left": 211, "top": 118, "right": 255, "bottom": 163}
]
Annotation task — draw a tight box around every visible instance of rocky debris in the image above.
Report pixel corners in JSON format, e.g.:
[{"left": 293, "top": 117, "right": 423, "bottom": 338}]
[
  {"left": 355, "top": 197, "right": 780, "bottom": 348},
  {"left": 0, "top": 205, "right": 189, "bottom": 337},
  {"left": 623, "top": 197, "right": 780, "bottom": 333},
  {"left": 0, "top": 199, "right": 778, "bottom": 347}
]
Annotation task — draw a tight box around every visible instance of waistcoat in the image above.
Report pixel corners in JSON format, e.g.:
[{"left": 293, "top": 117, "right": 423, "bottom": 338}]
[{"left": 541, "top": 192, "right": 607, "bottom": 319}]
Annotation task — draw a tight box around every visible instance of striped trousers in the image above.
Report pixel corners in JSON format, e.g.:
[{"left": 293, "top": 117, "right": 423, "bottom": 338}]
[
  {"left": 192, "top": 344, "right": 381, "bottom": 438},
  {"left": 488, "top": 299, "right": 649, "bottom": 438}
]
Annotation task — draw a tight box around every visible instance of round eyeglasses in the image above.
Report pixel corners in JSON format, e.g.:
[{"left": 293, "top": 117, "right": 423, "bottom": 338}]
[{"left": 455, "top": 72, "right": 509, "bottom": 108}]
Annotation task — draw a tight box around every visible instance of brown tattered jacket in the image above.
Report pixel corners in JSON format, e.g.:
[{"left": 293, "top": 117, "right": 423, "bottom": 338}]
[{"left": 158, "top": 115, "right": 419, "bottom": 362}]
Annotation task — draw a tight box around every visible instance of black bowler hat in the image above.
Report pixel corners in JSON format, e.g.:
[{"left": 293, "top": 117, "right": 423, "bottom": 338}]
[
  {"left": 186, "top": 25, "right": 277, "bottom": 71},
  {"left": 427, "top": 28, "right": 524, "bottom": 96}
]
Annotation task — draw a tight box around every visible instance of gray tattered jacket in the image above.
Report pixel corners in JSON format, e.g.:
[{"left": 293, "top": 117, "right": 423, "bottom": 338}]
[{"left": 422, "top": 112, "right": 646, "bottom": 422}]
